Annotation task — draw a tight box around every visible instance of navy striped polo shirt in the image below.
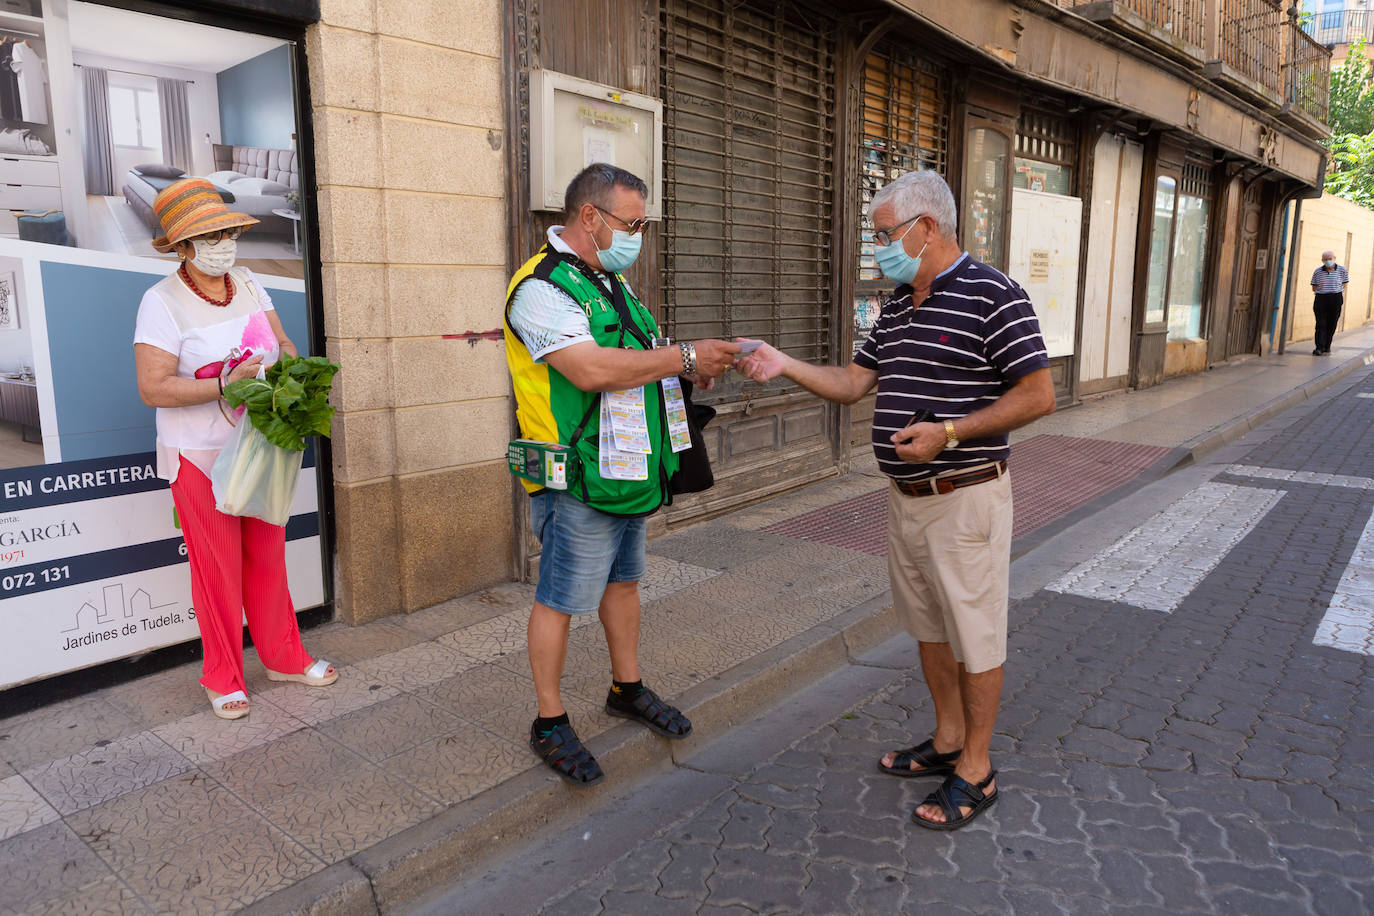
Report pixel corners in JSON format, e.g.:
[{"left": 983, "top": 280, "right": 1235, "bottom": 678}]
[
  {"left": 854, "top": 253, "right": 1050, "bottom": 482},
  {"left": 1311, "top": 264, "right": 1349, "bottom": 294}
]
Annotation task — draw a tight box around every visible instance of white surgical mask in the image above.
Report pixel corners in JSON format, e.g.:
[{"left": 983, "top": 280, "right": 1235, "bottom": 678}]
[{"left": 190, "top": 238, "right": 237, "bottom": 277}]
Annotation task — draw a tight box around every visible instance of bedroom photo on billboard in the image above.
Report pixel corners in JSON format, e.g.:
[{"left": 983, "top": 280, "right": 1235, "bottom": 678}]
[{"left": 0, "top": 1, "right": 323, "bottom": 692}]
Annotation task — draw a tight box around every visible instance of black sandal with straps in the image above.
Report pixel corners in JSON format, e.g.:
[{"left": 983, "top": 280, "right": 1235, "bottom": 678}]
[
  {"left": 605, "top": 686, "right": 693, "bottom": 739},
  {"left": 530, "top": 720, "right": 605, "bottom": 786},
  {"left": 878, "top": 738, "right": 961, "bottom": 778},
  {"left": 913, "top": 769, "right": 999, "bottom": 831}
]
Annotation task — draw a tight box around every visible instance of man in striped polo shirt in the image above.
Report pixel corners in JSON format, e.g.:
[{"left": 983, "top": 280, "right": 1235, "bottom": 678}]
[
  {"left": 738, "top": 169, "right": 1055, "bottom": 830},
  {"left": 1310, "top": 250, "right": 1349, "bottom": 355}
]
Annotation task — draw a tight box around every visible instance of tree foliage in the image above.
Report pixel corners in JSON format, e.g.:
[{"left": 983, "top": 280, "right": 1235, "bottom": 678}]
[
  {"left": 1325, "top": 38, "right": 1374, "bottom": 206},
  {"left": 1329, "top": 38, "right": 1374, "bottom": 136}
]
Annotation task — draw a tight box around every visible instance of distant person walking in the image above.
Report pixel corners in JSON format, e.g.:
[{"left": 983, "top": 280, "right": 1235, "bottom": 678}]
[{"left": 1310, "top": 251, "right": 1349, "bottom": 355}]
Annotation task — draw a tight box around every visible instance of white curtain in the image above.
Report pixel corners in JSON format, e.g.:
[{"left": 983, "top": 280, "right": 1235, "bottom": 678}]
[
  {"left": 156, "top": 77, "right": 192, "bottom": 173},
  {"left": 80, "top": 66, "right": 114, "bottom": 195}
]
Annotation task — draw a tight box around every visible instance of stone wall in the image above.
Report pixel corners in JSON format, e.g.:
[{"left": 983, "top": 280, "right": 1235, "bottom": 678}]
[
  {"left": 1291, "top": 193, "right": 1374, "bottom": 347},
  {"left": 306, "top": 0, "right": 514, "bottom": 624}
]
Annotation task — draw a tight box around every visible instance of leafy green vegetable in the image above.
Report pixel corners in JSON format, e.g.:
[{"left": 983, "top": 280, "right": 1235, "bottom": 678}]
[{"left": 222, "top": 355, "right": 340, "bottom": 451}]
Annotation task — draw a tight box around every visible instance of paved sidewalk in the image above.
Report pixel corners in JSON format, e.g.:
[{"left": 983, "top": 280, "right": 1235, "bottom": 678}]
[{"left": 2, "top": 325, "right": 1373, "bottom": 914}]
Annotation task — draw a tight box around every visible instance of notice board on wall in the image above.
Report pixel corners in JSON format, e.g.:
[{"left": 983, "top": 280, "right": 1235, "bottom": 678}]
[{"left": 1009, "top": 188, "right": 1082, "bottom": 359}]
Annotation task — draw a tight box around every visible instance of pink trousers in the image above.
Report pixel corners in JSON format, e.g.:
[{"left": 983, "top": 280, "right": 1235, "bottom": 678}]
[{"left": 169, "top": 457, "right": 313, "bottom": 696}]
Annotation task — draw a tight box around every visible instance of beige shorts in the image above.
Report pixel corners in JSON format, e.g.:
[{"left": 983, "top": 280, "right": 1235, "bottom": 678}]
[{"left": 887, "top": 469, "right": 1012, "bottom": 674}]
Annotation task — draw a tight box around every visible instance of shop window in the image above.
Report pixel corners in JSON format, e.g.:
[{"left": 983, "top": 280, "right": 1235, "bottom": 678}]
[
  {"left": 1168, "top": 161, "right": 1212, "bottom": 341},
  {"left": 0, "top": 0, "right": 326, "bottom": 690},
  {"left": 962, "top": 124, "right": 1010, "bottom": 271},
  {"left": 855, "top": 44, "right": 947, "bottom": 350},
  {"left": 1145, "top": 176, "right": 1177, "bottom": 326},
  {"left": 1013, "top": 109, "right": 1075, "bottom": 196}
]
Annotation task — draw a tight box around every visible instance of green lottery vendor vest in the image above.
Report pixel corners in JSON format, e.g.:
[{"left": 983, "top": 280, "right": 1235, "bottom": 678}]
[{"left": 503, "top": 246, "right": 680, "bottom": 517}]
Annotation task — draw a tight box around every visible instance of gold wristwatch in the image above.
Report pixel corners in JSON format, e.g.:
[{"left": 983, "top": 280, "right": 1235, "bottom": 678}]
[{"left": 943, "top": 419, "right": 960, "bottom": 449}]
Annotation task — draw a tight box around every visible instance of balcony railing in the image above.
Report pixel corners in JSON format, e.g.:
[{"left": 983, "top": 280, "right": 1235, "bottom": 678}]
[
  {"left": 1218, "top": 0, "right": 1283, "bottom": 97},
  {"left": 1056, "top": 0, "right": 1207, "bottom": 49},
  {"left": 1284, "top": 22, "right": 1333, "bottom": 124},
  {"left": 1303, "top": 8, "right": 1374, "bottom": 47}
]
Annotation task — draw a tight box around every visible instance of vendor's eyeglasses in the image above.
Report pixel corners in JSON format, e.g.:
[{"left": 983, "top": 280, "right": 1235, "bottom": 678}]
[
  {"left": 190, "top": 228, "right": 244, "bottom": 243},
  {"left": 594, "top": 206, "right": 651, "bottom": 236},
  {"left": 874, "top": 215, "right": 923, "bottom": 247}
]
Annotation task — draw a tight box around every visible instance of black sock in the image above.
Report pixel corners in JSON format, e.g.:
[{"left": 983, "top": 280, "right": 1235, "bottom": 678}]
[
  {"left": 534, "top": 712, "right": 569, "bottom": 737},
  {"left": 611, "top": 679, "right": 645, "bottom": 699}
]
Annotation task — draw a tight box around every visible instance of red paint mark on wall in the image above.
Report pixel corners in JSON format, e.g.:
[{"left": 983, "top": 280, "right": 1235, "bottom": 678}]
[{"left": 443, "top": 329, "right": 504, "bottom": 346}]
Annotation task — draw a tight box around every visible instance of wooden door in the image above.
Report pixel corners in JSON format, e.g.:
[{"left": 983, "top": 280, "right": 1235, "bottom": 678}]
[{"left": 1227, "top": 182, "right": 1263, "bottom": 358}]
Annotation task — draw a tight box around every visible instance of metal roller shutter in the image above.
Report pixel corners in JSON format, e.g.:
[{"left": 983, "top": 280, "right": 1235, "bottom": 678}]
[
  {"left": 660, "top": 0, "right": 836, "bottom": 400},
  {"left": 656, "top": 0, "right": 843, "bottom": 520}
]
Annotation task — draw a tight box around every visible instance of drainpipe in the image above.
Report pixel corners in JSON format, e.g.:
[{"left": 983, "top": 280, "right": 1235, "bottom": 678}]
[{"left": 1268, "top": 200, "right": 1291, "bottom": 354}]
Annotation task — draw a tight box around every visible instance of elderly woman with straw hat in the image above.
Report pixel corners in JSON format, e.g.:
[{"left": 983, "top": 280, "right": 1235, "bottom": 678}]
[{"left": 133, "top": 177, "right": 337, "bottom": 720}]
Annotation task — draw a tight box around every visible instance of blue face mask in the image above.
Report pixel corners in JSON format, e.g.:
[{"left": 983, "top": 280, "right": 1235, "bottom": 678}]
[
  {"left": 876, "top": 235, "right": 928, "bottom": 286},
  {"left": 595, "top": 212, "right": 642, "bottom": 273}
]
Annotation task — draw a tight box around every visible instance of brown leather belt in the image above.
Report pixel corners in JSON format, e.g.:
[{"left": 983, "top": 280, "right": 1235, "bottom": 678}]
[{"left": 894, "top": 461, "right": 1007, "bottom": 497}]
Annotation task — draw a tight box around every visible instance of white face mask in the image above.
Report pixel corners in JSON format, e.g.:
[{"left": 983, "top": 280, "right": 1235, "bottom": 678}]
[{"left": 190, "top": 238, "right": 237, "bottom": 277}]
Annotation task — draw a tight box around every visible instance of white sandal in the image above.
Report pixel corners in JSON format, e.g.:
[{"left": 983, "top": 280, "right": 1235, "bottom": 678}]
[
  {"left": 265, "top": 658, "right": 338, "bottom": 687},
  {"left": 207, "top": 688, "right": 250, "bottom": 720}
]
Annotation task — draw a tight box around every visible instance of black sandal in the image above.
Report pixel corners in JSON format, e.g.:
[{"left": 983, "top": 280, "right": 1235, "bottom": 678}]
[
  {"left": 877, "top": 738, "right": 961, "bottom": 778},
  {"left": 913, "top": 770, "right": 998, "bottom": 831},
  {"left": 605, "top": 686, "right": 692, "bottom": 739},
  {"left": 529, "top": 720, "right": 605, "bottom": 786}
]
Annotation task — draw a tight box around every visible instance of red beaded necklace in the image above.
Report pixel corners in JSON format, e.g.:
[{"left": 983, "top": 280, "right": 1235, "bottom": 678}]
[{"left": 178, "top": 263, "right": 234, "bottom": 307}]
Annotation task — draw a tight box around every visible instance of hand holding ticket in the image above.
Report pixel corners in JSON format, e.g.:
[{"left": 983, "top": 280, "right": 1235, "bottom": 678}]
[
  {"left": 733, "top": 339, "right": 786, "bottom": 383},
  {"left": 734, "top": 339, "right": 763, "bottom": 355}
]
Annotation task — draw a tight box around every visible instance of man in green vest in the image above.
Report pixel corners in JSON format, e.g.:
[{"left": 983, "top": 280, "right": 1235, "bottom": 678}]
[{"left": 504, "top": 163, "right": 739, "bottom": 786}]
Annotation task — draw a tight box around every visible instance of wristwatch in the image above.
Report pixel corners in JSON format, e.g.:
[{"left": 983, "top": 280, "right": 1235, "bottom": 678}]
[{"left": 943, "top": 419, "right": 960, "bottom": 449}]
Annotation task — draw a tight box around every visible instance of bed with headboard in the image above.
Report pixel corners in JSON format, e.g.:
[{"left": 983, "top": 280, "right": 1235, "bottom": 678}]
[{"left": 121, "top": 143, "right": 299, "bottom": 239}]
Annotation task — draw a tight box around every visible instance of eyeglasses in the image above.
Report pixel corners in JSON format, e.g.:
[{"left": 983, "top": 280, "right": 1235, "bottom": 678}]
[
  {"left": 189, "top": 227, "right": 244, "bottom": 243},
  {"left": 874, "top": 214, "right": 923, "bottom": 247},
  {"left": 594, "top": 206, "right": 651, "bottom": 236}
]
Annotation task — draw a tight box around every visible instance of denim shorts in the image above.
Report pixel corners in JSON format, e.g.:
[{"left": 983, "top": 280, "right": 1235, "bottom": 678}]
[{"left": 530, "top": 490, "right": 647, "bottom": 615}]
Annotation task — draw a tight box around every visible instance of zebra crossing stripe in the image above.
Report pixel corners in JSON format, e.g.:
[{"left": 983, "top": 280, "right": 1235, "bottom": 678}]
[{"left": 1046, "top": 482, "right": 1284, "bottom": 613}]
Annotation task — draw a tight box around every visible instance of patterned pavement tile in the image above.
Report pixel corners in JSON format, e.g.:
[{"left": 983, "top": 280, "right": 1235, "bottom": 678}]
[
  {"left": 672, "top": 565, "right": 795, "bottom": 609},
  {"left": 413, "top": 660, "right": 533, "bottom": 726},
  {"left": 0, "top": 772, "right": 60, "bottom": 842},
  {"left": 251, "top": 672, "right": 401, "bottom": 726},
  {"left": 201, "top": 729, "right": 372, "bottom": 812},
  {"left": 676, "top": 609, "right": 808, "bottom": 656},
  {"left": 639, "top": 554, "right": 722, "bottom": 602},
  {"left": 353, "top": 639, "right": 481, "bottom": 693},
  {"left": 259, "top": 766, "right": 442, "bottom": 863},
  {"left": 303, "top": 620, "right": 428, "bottom": 667},
  {"left": 316, "top": 692, "right": 469, "bottom": 763},
  {"left": 118, "top": 811, "right": 322, "bottom": 915},
  {"left": 16, "top": 873, "right": 150, "bottom": 916},
  {"left": 0, "top": 697, "right": 142, "bottom": 773},
  {"left": 647, "top": 525, "right": 800, "bottom": 573},
  {"left": 65, "top": 769, "right": 254, "bottom": 871},
  {"left": 0, "top": 820, "right": 116, "bottom": 913},
  {"left": 150, "top": 697, "right": 306, "bottom": 767},
  {"left": 389, "top": 584, "right": 537, "bottom": 640},
  {"left": 438, "top": 612, "right": 528, "bottom": 665},
  {"left": 102, "top": 670, "right": 224, "bottom": 732},
  {"left": 383, "top": 722, "right": 529, "bottom": 806},
  {"left": 22, "top": 730, "right": 193, "bottom": 816}
]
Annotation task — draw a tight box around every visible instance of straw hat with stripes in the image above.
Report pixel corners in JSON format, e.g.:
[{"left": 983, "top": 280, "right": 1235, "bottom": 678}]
[{"left": 150, "top": 177, "right": 259, "bottom": 253}]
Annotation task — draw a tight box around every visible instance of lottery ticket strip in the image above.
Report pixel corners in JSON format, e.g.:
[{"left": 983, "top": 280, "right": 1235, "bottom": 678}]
[{"left": 3, "top": 323, "right": 1374, "bottom": 915}]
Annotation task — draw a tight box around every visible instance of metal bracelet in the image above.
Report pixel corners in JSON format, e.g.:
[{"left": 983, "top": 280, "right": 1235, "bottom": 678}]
[{"left": 679, "top": 341, "right": 698, "bottom": 376}]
